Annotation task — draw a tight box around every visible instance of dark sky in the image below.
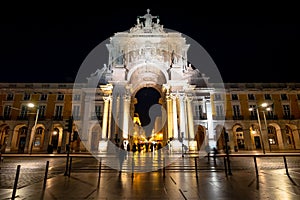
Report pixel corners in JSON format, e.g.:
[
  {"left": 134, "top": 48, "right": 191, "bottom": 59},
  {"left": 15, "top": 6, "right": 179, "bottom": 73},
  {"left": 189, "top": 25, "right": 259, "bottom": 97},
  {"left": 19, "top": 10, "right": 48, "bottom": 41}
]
[{"left": 1, "top": 6, "right": 299, "bottom": 83}]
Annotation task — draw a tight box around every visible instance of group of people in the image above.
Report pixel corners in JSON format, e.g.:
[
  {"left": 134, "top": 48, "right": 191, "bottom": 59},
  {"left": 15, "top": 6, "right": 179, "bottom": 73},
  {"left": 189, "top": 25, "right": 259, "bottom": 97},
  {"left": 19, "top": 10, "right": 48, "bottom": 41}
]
[{"left": 130, "top": 142, "right": 163, "bottom": 153}]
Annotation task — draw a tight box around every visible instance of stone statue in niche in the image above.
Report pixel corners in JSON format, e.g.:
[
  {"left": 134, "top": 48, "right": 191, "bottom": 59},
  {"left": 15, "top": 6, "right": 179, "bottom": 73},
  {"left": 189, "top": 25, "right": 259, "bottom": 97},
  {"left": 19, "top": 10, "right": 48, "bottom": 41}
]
[
  {"left": 117, "top": 50, "right": 126, "bottom": 65},
  {"left": 171, "top": 50, "right": 177, "bottom": 64}
]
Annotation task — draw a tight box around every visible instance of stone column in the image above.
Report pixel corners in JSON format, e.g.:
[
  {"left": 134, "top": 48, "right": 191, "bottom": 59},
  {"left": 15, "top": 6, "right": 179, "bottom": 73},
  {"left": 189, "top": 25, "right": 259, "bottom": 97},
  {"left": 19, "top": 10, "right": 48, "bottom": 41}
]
[
  {"left": 101, "top": 96, "right": 110, "bottom": 139},
  {"left": 166, "top": 95, "right": 173, "bottom": 140},
  {"left": 122, "top": 95, "right": 131, "bottom": 139},
  {"left": 178, "top": 94, "right": 187, "bottom": 139},
  {"left": 82, "top": 95, "right": 92, "bottom": 150},
  {"left": 186, "top": 96, "right": 195, "bottom": 139},
  {"left": 107, "top": 95, "right": 113, "bottom": 140},
  {"left": 205, "top": 100, "right": 215, "bottom": 148},
  {"left": 171, "top": 94, "right": 178, "bottom": 139},
  {"left": 186, "top": 96, "right": 196, "bottom": 150}
]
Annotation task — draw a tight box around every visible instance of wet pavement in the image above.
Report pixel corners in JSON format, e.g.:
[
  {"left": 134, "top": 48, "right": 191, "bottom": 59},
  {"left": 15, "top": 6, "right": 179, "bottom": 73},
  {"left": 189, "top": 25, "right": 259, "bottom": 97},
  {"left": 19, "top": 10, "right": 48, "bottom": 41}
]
[
  {"left": 1, "top": 152, "right": 300, "bottom": 199},
  {"left": 1, "top": 168, "right": 300, "bottom": 199}
]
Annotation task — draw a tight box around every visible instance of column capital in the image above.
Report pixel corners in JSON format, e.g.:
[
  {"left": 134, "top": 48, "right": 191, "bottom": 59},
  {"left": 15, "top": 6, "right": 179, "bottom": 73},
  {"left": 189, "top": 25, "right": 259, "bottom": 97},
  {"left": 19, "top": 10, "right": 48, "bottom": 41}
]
[
  {"left": 185, "top": 95, "right": 193, "bottom": 102},
  {"left": 103, "top": 96, "right": 111, "bottom": 102},
  {"left": 170, "top": 93, "right": 177, "bottom": 100}
]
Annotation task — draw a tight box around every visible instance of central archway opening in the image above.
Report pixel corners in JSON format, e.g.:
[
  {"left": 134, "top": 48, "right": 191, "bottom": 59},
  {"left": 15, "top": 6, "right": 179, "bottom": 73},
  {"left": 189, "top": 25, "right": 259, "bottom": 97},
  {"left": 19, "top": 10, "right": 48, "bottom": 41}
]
[{"left": 134, "top": 87, "right": 161, "bottom": 139}]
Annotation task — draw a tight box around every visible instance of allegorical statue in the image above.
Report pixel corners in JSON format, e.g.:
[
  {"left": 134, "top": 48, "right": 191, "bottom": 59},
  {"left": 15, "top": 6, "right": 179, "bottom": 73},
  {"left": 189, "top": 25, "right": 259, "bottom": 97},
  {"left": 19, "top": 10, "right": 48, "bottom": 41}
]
[{"left": 138, "top": 9, "right": 158, "bottom": 27}]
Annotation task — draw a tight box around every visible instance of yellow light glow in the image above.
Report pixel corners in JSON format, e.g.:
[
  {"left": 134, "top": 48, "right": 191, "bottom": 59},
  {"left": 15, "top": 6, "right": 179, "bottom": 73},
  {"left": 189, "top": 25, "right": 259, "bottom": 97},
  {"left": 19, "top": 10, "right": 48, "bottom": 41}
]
[{"left": 27, "top": 103, "right": 35, "bottom": 108}]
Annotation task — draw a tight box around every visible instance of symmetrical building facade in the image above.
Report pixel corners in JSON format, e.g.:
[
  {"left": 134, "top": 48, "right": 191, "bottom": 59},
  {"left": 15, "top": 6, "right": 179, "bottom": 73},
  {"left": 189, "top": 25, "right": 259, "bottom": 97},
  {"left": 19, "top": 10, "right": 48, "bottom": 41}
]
[{"left": 1, "top": 10, "right": 300, "bottom": 154}]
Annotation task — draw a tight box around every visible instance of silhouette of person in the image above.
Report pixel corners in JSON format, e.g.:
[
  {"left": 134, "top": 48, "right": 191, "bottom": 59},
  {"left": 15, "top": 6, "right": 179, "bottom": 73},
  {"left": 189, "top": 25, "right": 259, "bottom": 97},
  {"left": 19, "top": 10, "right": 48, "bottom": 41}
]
[{"left": 118, "top": 143, "right": 127, "bottom": 173}]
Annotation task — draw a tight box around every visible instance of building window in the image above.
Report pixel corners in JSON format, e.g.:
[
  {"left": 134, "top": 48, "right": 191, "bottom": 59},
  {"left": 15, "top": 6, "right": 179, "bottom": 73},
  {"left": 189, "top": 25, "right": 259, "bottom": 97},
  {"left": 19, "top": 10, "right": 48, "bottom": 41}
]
[
  {"left": 248, "top": 94, "right": 255, "bottom": 100},
  {"left": 73, "top": 105, "right": 80, "bottom": 119},
  {"left": 236, "top": 127, "right": 245, "bottom": 149},
  {"left": 195, "top": 105, "right": 206, "bottom": 119},
  {"left": 19, "top": 105, "right": 29, "bottom": 119},
  {"left": 266, "top": 108, "right": 274, "bottom": 119},
  {"left": 38, "top": 105, "right": 46, "bottom": 118},
  {"left": 281, "top": 94, "right": 288, "bottom": 101},
  {"left": 54, "top": 105, "right": 63, "bottom": 120},
  {"left": 268, "top": 126, "right": 277, "bottom": 145},
  {"left": 73, "top": 94, "right": 81, "bottom": 101},
  {"left": 214, "top": 94, "right": 221, "bottom": 101},
  {"left": 33, "top": 127, "right": 44, "bottom": 147},
  {"left": 265, "top": 94, "right": 272, "bottom": 100},
  {"left": 93, "top": 105, "right": 102, "bottom": 120},
  {"left": 216, "top": 105, "right": 224, "bottom": 117},
  {"left": 283, "top": 105, "right": 290, "bottom": 118},
  {"left": 231, "top": 94, "right": 239, "bottom": 100},
  {"left": 285, "top": 126, "right": 294, "bottom": 146},
  {"left": 23, "top": 93, "right": 31, "bottom": 101},
  {"left": 3, "top": 105, "right": 12, "bottom": 119},
  {"left": 249, "top": 104, "right": 256, "bottom": 119},
  {"left": 7, "top": 93, "right": 14, "bottom": 101},
  {"left": 40, "top": 94, "right": 48, "bottom": 101},
  {"left": 233, "top": 105, "right": 241, "bottom": 117},
  {"left": 57, "top": 94, "right": 64, "bottom": 101}
]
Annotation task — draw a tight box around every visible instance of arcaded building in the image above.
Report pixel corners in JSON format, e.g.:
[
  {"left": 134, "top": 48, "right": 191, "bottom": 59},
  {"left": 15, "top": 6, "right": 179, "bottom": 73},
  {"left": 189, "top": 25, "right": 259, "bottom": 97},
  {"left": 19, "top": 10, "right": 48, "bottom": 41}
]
[{"left": 1, "top": 10, "right": 300, "bottom": 154}]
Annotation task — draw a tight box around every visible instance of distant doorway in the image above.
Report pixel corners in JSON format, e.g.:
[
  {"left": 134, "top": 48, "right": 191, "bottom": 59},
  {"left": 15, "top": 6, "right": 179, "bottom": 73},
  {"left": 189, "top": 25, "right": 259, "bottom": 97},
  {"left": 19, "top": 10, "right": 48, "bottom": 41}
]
[
  {"left": 195, "top": 125, "right": 205, "bottom": 150},
  {"left": 52, "top": 131, "right": 59, "bottom": 150},
  {"left": 254, "top": 136, "right": 261, "bottom": 149}
]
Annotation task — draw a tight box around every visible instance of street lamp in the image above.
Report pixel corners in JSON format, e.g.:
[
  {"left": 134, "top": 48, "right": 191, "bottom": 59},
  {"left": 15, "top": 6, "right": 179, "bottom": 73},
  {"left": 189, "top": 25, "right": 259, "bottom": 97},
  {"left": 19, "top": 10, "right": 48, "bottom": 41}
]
[
  {"left": 27, "top": 103, "right": 39, "bottom": 154},
  {"left": 249, "top": 101, "right": 273, "bottom": 154}
]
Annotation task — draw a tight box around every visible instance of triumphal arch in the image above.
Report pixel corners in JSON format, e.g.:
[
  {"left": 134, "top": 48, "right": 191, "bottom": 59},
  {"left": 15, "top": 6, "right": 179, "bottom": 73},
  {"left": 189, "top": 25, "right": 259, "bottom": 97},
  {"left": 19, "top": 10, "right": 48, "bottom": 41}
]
[{"left": 77, "top": 9, "right": 219, "bottom": 154}]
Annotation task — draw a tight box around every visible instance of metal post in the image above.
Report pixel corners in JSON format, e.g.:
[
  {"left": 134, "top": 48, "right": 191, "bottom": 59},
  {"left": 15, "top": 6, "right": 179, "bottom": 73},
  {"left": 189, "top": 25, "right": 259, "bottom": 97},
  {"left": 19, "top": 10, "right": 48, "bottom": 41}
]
[
  {"left": 283, "top": 156, "right": 289, "bottom": 176},
  {"left": 262, "top": 111, "right": 271, "bottom": 152},
  {"left": 64, "top": 146, "right": 70, "bottom": 176},
  {"left": 98, "top": 158, "right": 102, "bottom": 179},
  {"left": 256, "top": 108, "right": 265, "bottom": 154},
  {"left": 68, "top": 156, "right": 72, "bottom": 177},
  {"left": 43, "top": 161, "right": 49, "bottom": 188},
  {"left": 64, "top": 130, "right": 72, "bottom": 176},
  {"left": 12, "top": 165, "right": 21, "bottom": 200},
  {"left": 29, "top": 108, "right": 39, "bottom": 154},
  {"left": 163, "top": 158, "right": 166, "bottom": 178},
  {"left": 224, "top": 132, "right": 232, "bottom": 175},
  {"left": 223, "top": 157, "right": 228, "bottom": 177},
  {"left": 98, "top": 158, "right": 102, "bottom": 187},
  {"left": 254, "top": 156, "right": 259, "bottom": 178},
  {"left": 131, "top": 156, "right": 134, "bottom": 179}
]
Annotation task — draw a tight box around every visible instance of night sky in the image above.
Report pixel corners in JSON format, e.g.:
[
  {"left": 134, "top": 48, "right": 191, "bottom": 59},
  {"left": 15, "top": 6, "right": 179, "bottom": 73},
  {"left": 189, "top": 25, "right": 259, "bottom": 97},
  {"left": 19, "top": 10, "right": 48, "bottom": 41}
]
[{"left": 0, "top": 5, "right": 299, "bottom": 83}]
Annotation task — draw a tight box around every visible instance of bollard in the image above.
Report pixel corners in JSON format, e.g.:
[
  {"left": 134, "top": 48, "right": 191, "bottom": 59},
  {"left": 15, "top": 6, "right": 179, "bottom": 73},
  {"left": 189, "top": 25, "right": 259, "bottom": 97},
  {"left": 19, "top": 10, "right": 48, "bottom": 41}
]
[
  {"left": 227, "top": 155, "right": 232, "bottom": 175},
  {"left": 163, "top": 157, "right": 166, "bottom": 178},
  {"left": 43, "top": 161, "right": 49, "bottom": 188},
  {"left": 12, "top": 165, "right": 21, "bottom": 200},
  {"left": 194, "top": 157, "right": 198, "bottom": 179},
  {"left": 98, "top": 158, "right": 102, "bottom": 179},
  {"left": 98, "top": 158, "right": 102, "bottom": 187},
  {"left": 68, "top": 157, "right": 72, "bottom": 177},
  {"left": 283, "top": 156, "right": 289, "bottom": 176},
  {"left": 254, "top": 156, "right": 258, "bottom": 178}
]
